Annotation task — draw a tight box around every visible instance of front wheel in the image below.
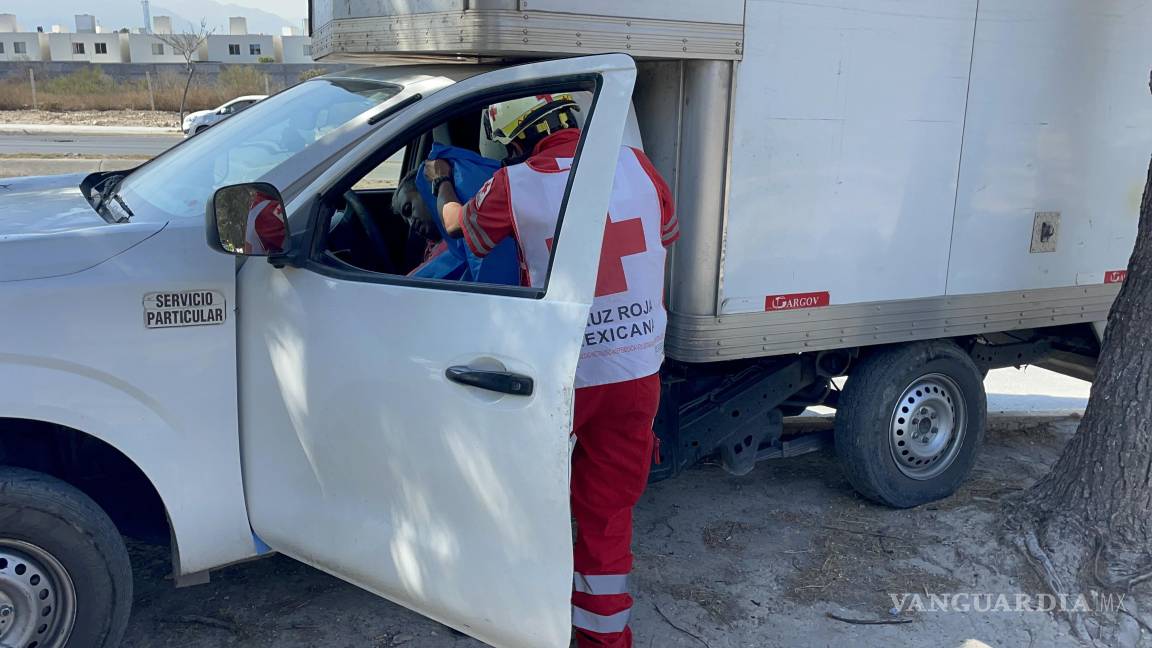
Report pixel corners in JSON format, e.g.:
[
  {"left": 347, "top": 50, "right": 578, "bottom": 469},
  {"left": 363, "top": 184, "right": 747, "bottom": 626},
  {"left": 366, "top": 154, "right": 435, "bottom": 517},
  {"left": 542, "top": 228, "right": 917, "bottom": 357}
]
[
  {"left": 0, "top": 467, "right": 132, "bottom": 648},
  {"left": 834, "top": 342, "right": 986, "bottom": 508}
]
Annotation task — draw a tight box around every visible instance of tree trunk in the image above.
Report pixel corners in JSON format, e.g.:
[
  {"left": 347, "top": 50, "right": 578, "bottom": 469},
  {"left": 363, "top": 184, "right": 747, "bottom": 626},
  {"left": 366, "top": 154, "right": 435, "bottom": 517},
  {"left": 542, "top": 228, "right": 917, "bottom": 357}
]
[
  {"left": 1009, "top": 73, "right": 1152, "bottom": 641},
  {"left": 180, "top": 62, "right": 195, "bottom": 125}
]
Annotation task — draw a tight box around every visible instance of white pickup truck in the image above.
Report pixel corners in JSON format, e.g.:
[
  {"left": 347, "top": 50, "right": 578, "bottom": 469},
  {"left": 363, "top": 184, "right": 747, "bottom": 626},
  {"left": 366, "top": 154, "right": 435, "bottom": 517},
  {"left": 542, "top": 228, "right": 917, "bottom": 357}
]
[{"left": 0, "top": 2, "right": 1148, "bottom": 647}]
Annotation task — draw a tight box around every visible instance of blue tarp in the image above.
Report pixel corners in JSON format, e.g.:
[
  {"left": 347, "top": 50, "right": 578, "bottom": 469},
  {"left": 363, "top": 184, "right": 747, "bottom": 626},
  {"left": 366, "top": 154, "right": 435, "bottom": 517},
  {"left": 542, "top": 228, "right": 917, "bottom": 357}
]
[{"left": 410, "top": 143, "right": 520, "bottom": 285}]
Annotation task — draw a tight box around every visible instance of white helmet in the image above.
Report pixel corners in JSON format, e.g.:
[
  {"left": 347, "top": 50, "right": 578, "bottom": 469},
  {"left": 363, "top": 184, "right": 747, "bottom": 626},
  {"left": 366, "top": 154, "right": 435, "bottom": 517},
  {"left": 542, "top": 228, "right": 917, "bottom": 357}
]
[{"left": 482, "top": 93, "right": 580, "bottom": 146}]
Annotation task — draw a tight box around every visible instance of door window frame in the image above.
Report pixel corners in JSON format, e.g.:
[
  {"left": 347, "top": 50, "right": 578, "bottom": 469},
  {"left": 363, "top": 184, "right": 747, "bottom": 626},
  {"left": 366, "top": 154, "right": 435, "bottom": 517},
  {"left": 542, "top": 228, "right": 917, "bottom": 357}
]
[{"left": 297, "top": 73, "right": 606, "bottom": 300}]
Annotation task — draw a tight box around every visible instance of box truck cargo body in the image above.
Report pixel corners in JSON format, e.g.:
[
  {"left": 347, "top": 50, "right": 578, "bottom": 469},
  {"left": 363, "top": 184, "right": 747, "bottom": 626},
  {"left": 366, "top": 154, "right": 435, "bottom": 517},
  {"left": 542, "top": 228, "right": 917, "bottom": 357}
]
[
  {"left": 309, "top": 0, "right": 1147, "bottom": 483},
  {"left": 0, "top": 2, "right": 1147, "bottom": 648}
]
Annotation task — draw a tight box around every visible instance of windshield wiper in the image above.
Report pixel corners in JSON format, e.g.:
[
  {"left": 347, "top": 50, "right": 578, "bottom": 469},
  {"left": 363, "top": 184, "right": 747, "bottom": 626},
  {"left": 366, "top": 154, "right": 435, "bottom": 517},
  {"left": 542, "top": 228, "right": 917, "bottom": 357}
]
[
  {"left": 110, "top": 193, "right": 134, "bottom": 222},
  {"left": 93, "top": 174, "right": 131, "bottom": 222}
]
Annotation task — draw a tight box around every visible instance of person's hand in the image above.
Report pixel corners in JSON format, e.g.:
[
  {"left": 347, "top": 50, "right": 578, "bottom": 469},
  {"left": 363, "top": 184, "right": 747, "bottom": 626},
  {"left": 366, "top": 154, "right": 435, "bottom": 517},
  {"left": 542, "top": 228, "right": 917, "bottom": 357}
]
[{"left": 424, "top": 159, "right": 453, "bottom": 182}]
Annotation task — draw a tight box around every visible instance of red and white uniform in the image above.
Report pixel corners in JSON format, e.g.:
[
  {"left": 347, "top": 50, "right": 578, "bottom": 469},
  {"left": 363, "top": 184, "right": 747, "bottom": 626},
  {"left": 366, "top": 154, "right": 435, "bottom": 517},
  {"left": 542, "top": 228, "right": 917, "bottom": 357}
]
[
  {"left": 243, "top": 190, "right": 287, "bottom": 254},
  {"left": 460, "top": 128, "right": 678, "bottom": 648},
  {"left": 462, "top": 128, "right": 678, "bottom": 387}
]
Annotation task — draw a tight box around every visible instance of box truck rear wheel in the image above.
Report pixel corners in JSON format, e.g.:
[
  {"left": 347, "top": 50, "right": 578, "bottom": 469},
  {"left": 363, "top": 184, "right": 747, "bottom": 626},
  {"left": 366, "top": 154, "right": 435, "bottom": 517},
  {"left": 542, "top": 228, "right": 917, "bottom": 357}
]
[
  {"left": 0, "top": 466, "right": 132, "bottom": 648},
  {"left": 834, "top": 342, "right": 986, "bottom": 508}
]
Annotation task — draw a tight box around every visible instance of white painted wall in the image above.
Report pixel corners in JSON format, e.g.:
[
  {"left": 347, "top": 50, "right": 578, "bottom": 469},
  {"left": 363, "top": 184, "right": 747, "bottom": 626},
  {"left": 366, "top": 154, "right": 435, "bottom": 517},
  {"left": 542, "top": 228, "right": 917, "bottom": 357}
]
[
  {"left": 126, "top": 34, "right": 186, "bottom": 63},
  {"left": 277, "top": 35, "right": 313, "bottom": 63},
  {"left": 46, "top": 33, "right": 125, "bottom": 62},
  {"left": 203, "top": 34, "right": 274, "bottom": 62},
  {"left": 0, "top": 33, "right": 46, "bottom": 61}
]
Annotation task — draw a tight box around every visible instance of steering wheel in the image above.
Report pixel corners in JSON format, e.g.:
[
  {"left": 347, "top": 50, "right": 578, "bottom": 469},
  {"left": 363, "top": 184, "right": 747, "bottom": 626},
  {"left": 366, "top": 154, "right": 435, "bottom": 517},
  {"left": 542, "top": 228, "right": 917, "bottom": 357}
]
[{"left": 343, "top": 190, "right": 398, "bottom": 274}]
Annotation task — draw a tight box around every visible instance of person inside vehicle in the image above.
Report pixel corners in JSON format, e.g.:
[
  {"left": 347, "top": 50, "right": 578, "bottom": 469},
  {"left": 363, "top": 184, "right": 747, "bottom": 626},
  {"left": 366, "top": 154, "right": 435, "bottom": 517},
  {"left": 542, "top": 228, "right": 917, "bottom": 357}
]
[{"left": 424, "top": 94, "right": 679, "bottom": 648}]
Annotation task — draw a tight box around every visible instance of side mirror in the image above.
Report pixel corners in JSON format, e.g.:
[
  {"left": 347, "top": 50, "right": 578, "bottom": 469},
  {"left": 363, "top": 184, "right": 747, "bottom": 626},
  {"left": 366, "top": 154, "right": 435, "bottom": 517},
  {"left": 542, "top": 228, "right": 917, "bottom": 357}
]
[{"left": 207, "top": 182, "right": 289, "bottom": 256}]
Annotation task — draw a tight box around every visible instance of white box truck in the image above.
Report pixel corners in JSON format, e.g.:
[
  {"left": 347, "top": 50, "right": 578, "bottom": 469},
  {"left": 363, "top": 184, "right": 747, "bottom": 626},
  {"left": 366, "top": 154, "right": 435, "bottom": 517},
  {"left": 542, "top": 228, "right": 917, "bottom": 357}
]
[{"left": 0, "top": 2, "right": 1148, "bottom": 647}]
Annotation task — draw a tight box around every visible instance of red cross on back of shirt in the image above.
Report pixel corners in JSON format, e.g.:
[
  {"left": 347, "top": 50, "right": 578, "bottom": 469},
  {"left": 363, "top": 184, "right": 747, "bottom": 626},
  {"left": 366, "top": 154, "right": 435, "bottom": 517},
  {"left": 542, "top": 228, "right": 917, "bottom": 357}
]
[
  {"left": 546, "top": 214, "right": 647, "bottom": 297},
  {"left": 596, "top": 216, "right": 647, "bottom": 296}
]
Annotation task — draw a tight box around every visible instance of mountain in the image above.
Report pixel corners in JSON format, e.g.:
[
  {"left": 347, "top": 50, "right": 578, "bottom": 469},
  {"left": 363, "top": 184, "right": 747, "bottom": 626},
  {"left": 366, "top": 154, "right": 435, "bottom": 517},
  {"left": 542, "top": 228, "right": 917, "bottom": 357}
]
[{"left": 5, "top": 0, "right": 305, "bottom": 35}]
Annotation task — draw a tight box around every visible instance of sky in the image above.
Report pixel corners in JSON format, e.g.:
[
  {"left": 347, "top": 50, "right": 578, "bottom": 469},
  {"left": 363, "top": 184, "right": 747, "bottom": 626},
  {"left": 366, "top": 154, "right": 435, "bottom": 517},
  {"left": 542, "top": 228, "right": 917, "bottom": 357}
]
[{"left": 221, "top": 0, "right": 306, "bottom": 22}]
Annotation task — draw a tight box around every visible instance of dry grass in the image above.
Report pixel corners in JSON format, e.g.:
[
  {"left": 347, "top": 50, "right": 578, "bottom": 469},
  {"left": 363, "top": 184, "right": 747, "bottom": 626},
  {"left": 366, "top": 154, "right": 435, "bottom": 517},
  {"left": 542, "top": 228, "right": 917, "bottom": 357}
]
[{"left": 0, "top": 65, "right": 272, "bottom": 113}]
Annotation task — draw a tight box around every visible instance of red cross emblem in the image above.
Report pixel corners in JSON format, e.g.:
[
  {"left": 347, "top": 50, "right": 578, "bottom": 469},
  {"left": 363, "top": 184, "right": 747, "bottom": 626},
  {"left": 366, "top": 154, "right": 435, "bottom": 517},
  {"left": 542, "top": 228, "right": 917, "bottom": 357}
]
[{"left": 546, "top": 214, "right": 647, "bottom": 297}]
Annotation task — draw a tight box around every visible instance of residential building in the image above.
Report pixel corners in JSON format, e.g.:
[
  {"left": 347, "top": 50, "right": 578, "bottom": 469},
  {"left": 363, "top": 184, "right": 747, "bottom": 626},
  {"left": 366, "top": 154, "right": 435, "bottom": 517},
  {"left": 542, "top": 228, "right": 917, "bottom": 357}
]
[
  {"left": 276, "top": 35, "right": 312, "bottom": 63},
  {"left": 0, "top": 13, "right": 316, "bottom": 63},
  {"left": 46, "top": 32, "right": 126, "bottom": 62},
  {"left": 203, "top": 34, "right": 274, "bottom": 62},
  {"left": 126, "top": 33, "right": 184, "bottom": 63},
  {"left": 0, "top": 32, "right": 47, "bottom": 61}
]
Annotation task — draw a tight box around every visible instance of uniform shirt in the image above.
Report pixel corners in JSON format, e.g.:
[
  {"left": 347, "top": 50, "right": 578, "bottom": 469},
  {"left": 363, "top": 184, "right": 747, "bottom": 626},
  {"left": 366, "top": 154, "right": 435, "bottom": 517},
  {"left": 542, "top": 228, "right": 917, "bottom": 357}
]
[
  {"left": 460, "top": 129, "right": 679, "bottom": 283},
  {"left": 459, "top": 128, "right": 680, "bottom": 387}
]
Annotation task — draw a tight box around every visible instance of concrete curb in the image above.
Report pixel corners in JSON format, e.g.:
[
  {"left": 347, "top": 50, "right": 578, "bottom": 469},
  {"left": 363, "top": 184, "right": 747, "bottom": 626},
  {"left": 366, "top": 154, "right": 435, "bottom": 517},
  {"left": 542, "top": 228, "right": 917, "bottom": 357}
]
[
  {"left": 0, "top": 124, "right": 180, "bottom": 136},
  {"left": 0, "top": 158, "right": 147, "bottom": 178}
]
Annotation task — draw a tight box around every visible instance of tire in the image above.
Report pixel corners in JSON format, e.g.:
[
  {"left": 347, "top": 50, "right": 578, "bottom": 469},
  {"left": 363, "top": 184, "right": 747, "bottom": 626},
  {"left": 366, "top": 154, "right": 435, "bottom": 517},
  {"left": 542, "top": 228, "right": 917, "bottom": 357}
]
[
  {"left": 194, "top": 125, "right": 208, "bottom": 134},
  {"left": 834, "top": 341, "right": 986, "bottom": 508},
  {"left": 0, "top": 467, "right": 132, "bottom": 648}
]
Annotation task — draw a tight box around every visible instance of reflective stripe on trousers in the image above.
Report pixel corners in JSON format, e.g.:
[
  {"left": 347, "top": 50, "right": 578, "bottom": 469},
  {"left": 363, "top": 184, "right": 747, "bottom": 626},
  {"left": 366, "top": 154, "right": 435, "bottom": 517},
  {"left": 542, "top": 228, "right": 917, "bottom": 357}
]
[
  {"left": 572, "top": 606, "right": 631, "bottom": 634},
  {"left": 573, "top": 573, "right": 630, "bottom": 596}
]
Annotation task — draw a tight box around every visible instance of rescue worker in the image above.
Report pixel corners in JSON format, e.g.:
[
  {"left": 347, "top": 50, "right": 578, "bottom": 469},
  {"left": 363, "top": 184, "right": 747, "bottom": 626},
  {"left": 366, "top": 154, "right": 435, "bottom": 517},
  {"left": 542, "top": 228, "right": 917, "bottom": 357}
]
[{"left": 424, "top": 94, "right": 679, "bottom": 647}]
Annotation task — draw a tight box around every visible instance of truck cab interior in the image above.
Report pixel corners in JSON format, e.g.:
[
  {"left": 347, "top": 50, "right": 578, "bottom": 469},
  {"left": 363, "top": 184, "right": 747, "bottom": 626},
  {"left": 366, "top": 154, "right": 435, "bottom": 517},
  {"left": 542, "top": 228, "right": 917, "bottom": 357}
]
[
  {"left": 317, "top": 89, "right": 611, "bottom": 284},
  {"left": 320, "top": 108, "right": 499, "bottom": 277}
]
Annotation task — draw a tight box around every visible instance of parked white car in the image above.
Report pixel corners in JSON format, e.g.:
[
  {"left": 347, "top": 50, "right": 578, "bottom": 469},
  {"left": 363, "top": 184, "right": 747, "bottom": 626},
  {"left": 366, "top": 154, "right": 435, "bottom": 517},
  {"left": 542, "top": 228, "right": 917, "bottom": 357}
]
[{"left": 182, "top": 95, "right": 267, "bottom": 136}]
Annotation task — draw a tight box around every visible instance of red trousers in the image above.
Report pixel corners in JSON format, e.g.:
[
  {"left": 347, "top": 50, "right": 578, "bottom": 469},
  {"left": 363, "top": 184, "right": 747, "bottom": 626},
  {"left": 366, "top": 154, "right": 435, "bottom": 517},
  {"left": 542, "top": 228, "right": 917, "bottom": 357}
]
[{"left": 570, "top": 373, "right": 661, "bottom": 648}]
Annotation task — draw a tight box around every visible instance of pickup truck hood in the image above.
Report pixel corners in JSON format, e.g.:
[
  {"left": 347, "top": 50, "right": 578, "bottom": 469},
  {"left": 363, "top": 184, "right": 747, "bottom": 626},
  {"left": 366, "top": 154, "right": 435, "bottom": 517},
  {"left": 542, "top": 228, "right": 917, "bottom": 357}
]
[{"left": 0, "top": 174, "right": 164, "bottom": 282}]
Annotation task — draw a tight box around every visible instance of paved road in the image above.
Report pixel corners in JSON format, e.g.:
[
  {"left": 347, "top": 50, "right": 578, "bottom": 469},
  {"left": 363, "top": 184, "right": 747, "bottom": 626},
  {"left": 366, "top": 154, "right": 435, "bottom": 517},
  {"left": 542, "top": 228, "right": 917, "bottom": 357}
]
[{"left": 0, "top": 131, "right": 181, "bottom": 157}]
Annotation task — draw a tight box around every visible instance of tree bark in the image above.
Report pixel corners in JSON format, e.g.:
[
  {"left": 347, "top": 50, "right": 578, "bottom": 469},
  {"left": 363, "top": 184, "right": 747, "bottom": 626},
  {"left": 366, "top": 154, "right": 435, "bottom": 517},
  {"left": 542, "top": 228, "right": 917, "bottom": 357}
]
[
  {"left": 180, "top": 62, "right": 195, "bottom": 125},
  {"left": 1009, "top": 73, "right": 1152, "bottom": 640}
]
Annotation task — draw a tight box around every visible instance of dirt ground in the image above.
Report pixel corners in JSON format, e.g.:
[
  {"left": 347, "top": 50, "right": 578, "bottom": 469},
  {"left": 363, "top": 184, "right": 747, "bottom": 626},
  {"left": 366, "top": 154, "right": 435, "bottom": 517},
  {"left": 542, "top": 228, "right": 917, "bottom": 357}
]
[
  {"left": 120, "top": 416, "right": 1148, "bottom": 648},
  {"left": 0, "top": 109, "right": 178, "bottom": 128}
]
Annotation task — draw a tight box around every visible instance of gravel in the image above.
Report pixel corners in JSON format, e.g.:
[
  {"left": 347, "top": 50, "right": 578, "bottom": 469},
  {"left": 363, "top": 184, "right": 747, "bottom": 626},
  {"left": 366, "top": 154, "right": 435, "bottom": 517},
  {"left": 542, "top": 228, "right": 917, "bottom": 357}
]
[{"left": 0, "top": 109, "right": 180, "bottom": 128}]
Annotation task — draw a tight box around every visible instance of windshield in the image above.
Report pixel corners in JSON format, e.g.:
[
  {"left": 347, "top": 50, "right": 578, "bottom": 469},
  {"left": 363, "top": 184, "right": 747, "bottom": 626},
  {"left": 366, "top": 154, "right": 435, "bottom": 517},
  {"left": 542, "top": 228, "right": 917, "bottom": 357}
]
[{"left": 117, "top": 77, "right": 401, "bottom": 220}]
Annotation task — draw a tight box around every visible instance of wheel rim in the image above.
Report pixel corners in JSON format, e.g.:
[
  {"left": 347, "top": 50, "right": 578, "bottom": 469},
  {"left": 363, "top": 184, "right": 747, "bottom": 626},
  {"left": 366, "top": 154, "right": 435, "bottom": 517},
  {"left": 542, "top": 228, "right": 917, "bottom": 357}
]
[
  {"left": 889, "top": 373, "right": 967, "bottom": 480},
  {"left": 0, "top": 540, "right": 77, "bottom": 648}
]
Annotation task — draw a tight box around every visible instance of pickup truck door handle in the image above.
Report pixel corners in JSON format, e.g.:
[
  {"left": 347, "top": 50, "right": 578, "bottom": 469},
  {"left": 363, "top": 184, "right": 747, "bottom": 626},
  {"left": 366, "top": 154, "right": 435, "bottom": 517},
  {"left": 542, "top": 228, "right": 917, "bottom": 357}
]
[{"left": 445, "top": 366, "right": 535, "bottom": 396}]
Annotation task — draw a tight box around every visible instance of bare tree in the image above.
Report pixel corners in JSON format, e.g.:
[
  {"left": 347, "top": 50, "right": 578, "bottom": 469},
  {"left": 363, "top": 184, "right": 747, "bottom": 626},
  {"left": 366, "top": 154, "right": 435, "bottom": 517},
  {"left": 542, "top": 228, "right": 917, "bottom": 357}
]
[
  {"left": 154, "top": 19, "right": 213, "bottom": 124},
  {"left": 1008, "top": 72, "right": 1152, "bottom": 645}
]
